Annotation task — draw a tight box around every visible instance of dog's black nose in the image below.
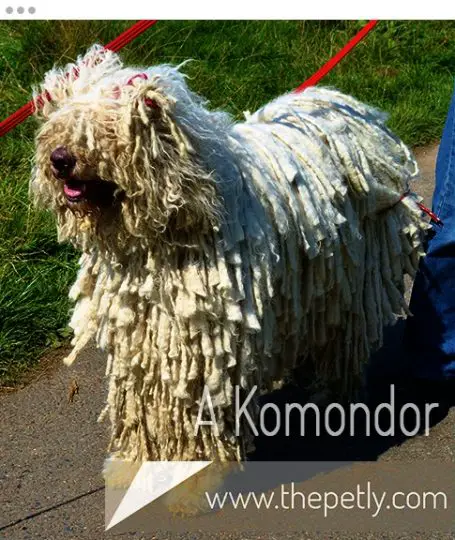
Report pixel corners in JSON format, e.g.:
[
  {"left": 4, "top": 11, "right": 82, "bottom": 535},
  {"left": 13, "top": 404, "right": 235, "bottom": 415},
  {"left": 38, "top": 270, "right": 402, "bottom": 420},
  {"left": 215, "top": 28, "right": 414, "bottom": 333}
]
[{"left": 50, "top": 147, "right": 76, "bottom": 178}]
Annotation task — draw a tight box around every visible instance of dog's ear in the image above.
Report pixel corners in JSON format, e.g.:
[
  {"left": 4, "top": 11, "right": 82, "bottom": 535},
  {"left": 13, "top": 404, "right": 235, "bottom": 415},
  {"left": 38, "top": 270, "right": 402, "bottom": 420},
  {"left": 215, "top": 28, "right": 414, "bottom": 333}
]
[
  {"left": 122, "top": 73, "right": 168, "bottom": 122},
  {"left": 116, "top": 72, "right": 221, "bottom": 237},
  {"left": 33, "top": 44, "right": 124, "bottom": 120}
]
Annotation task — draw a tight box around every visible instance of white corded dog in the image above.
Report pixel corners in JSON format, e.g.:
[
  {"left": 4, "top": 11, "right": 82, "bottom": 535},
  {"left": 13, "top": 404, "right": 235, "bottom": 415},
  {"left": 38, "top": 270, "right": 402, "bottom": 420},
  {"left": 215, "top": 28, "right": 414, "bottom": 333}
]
[{"left": 31, "top": 45, "right": 429, "bottom": 467}]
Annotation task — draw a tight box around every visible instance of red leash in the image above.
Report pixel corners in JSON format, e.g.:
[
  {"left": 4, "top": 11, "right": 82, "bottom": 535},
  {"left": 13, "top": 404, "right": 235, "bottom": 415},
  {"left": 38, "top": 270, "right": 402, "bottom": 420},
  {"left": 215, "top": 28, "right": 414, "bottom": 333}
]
[
  {"left": 105, "top": 20, "right": 157, "bottom": 52},
  {"left": 295, "top": 20, "right": 379, "bottom": 92},
  {"left": 0, "top": 20, "right": 158, "bottom": 138}
]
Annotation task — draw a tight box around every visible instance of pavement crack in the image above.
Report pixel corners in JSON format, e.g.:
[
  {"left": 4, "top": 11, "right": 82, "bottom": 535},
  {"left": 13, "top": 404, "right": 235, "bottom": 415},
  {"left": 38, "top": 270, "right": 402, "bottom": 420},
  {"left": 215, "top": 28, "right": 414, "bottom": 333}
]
[{"left": 0, "top": 485, "right": 104, "bottom": 532}]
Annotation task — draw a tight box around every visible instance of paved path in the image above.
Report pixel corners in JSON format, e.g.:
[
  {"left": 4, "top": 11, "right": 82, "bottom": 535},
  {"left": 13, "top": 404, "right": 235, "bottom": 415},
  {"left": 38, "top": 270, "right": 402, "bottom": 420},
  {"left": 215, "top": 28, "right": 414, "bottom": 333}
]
[{"left": 1, "top": 144, "right": 453, "bottom": 540}]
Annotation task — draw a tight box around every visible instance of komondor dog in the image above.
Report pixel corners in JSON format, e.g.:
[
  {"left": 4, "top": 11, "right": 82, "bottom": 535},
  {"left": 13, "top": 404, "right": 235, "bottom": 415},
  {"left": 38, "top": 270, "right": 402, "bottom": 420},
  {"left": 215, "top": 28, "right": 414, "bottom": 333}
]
[{"left": 31, "top": 45, "right": 429, "bottom": 467}]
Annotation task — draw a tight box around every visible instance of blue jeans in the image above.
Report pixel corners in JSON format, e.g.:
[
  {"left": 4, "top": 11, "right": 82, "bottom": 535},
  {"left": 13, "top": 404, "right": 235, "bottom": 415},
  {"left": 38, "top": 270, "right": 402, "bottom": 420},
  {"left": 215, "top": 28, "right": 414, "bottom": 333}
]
[{"left": 405, "top": 85, "right": 455, "bottom": 380}]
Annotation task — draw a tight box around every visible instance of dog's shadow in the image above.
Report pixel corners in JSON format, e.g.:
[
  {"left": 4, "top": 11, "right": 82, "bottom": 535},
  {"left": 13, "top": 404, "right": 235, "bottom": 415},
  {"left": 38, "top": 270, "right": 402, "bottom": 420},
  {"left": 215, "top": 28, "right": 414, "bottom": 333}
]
[{"left": 229, "top": 320, "right": 454, "bottom": 494}]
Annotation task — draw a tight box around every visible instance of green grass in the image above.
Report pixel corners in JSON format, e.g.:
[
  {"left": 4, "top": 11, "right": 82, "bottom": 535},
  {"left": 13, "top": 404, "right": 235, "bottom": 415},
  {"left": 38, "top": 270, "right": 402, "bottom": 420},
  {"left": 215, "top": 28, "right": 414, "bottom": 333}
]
[{"left": 1, "top": 20, "right": 455, "bottom": 385}]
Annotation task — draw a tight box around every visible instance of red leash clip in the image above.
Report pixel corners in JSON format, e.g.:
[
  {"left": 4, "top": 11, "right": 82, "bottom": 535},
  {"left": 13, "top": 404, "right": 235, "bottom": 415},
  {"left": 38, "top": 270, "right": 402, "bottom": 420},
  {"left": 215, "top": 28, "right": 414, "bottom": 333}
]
[
  {"left": 416, "top": 201, "right": 444, "bottom": 226},
  {"left": 401, "top": 192, "right": 443, "bottom": 226}
]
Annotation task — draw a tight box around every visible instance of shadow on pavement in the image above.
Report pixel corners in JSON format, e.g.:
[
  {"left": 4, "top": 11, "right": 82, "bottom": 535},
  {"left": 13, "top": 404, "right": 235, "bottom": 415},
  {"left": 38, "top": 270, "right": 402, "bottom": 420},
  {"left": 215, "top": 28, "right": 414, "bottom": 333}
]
[{"left": 249, "top": 320, "right": 453, "bottom": 465}]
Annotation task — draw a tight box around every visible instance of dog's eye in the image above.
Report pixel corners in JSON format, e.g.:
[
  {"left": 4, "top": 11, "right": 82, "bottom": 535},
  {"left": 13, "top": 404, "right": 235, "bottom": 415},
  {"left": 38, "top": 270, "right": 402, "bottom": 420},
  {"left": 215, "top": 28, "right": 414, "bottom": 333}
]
[{"left": 144, "top": 98, "right": 158, "bottom": 109}]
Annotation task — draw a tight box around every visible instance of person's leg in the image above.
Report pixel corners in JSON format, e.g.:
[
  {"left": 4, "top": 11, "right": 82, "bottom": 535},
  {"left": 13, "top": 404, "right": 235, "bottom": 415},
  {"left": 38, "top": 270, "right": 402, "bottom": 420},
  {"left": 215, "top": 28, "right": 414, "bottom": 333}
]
[{"left": 404, "top": 84, "right": 455, "bottom": 380}]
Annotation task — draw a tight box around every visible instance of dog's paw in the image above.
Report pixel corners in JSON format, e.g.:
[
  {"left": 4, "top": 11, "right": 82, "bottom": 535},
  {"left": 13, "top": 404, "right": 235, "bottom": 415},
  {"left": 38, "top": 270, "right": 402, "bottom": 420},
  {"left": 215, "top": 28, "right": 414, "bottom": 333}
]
[
  {"left": 103, "top": 458, "right": 141, "bottom": 489},
  {"left": 162, "top": 462, "right": 230, "bottom": 517}
]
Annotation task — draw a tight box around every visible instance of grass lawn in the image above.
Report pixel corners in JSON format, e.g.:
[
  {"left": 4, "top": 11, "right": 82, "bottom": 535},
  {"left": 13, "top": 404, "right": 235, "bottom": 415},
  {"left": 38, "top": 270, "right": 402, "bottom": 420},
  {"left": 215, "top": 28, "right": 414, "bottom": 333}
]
[{"left": 1, "top": 20, "right": 455, "bottom": 386}]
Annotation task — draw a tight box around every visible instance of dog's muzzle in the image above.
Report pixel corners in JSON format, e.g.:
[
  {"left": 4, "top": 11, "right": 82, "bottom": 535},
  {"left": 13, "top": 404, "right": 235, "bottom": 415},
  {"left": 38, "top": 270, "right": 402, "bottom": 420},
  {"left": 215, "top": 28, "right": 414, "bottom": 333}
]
[
  {"left": 50, "top": 146, "right": 86, "bottom": 203},
  {"left": 50, "top": 146, "right": 118, "bottom": 207}
]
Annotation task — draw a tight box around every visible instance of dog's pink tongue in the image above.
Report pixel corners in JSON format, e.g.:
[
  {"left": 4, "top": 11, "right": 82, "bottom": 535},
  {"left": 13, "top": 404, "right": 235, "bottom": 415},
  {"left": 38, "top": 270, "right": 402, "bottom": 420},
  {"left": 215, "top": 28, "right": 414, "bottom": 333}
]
[{"left": 64, "top": 183, "right": 84, "bottom": 198}]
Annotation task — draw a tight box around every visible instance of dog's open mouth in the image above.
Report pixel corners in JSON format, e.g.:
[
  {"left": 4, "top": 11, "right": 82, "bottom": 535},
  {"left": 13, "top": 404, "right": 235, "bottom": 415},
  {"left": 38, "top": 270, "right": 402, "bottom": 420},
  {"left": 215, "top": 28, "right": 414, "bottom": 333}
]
[
  {"left": 63, "top": 179, "right": 87, "bottom": 203},
  {"left": 62, "top": 177, "right": 119, "bottom": 208}
]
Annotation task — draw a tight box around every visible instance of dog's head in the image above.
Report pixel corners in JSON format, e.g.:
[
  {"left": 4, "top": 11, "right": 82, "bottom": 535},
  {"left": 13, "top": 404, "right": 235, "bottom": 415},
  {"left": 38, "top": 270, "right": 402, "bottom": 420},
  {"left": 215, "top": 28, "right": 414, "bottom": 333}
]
[{"left": 31, "top": 45, "right": 224, "bottom": 253}]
